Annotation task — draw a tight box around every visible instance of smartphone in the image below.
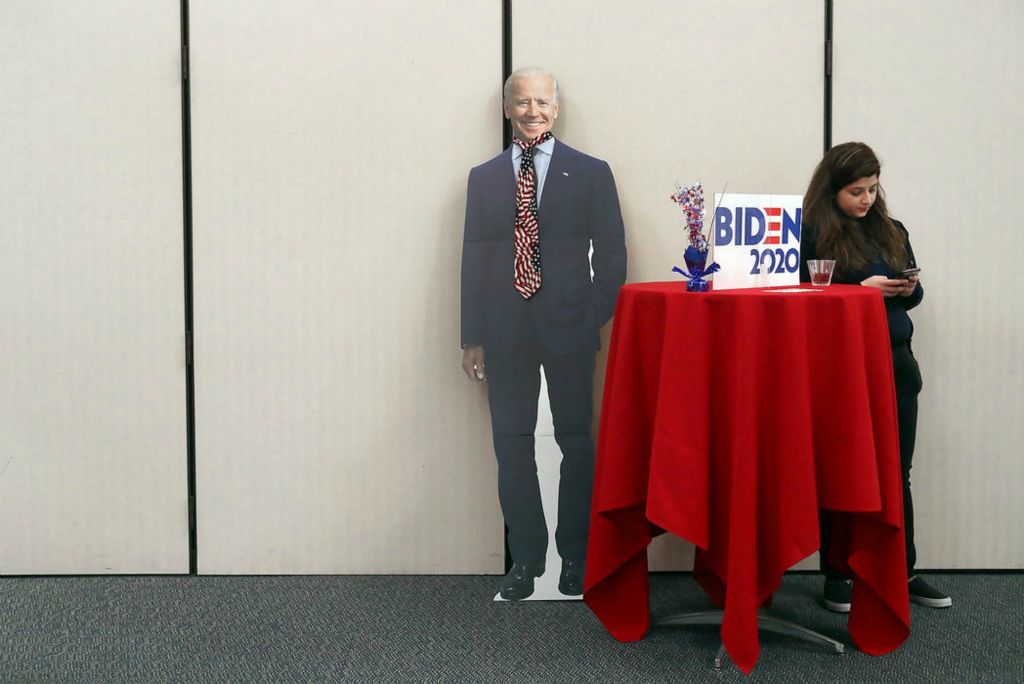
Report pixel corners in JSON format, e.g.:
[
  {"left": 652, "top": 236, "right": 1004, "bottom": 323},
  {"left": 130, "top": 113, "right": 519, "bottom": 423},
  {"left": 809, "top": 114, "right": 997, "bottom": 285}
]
[{"left": 901, "top": 267, "right": 921, "bottom": 277}]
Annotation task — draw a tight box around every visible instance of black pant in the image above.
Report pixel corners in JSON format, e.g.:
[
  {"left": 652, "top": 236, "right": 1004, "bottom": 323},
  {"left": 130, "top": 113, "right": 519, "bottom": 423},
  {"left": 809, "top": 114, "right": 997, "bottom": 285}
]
[
  {"left": 485, "top": 328, "right": 596, "bottom": 567},
  {"left": 822, "top": 340, "right": 922, "bottom": 577}
]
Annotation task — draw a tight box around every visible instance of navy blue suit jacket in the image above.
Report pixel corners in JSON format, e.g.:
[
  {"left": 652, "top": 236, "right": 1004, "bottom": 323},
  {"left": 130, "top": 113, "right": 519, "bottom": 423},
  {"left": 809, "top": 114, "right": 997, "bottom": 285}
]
[{"left": 460, "top": 140, "right": 627, "bottom": 355}]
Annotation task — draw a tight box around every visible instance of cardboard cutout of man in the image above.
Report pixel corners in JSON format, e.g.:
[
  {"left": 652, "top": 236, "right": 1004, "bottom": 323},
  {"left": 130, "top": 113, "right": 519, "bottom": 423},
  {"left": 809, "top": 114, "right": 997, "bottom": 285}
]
[{"left": 460, "top": 67, "right": 627, "bottom": 600}]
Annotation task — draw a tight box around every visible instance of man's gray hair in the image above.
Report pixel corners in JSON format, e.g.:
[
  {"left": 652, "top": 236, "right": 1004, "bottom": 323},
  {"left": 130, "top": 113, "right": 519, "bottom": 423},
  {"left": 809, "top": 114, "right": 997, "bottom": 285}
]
[{"left": 503, "top": 67, "right": 559, "bottom": 105}]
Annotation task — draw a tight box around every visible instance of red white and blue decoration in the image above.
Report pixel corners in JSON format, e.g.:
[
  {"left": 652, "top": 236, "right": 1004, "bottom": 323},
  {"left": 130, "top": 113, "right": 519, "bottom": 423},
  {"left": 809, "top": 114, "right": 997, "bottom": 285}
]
[{"left": 670, "top": 183, "right": 720, "bottom": 292}]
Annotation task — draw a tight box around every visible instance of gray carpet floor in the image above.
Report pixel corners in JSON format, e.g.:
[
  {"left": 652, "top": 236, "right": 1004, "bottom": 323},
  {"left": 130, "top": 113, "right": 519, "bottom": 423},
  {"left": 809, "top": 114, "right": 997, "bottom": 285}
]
[{"left": 1, "top": 572, "right": 1021, "bottom": 683}]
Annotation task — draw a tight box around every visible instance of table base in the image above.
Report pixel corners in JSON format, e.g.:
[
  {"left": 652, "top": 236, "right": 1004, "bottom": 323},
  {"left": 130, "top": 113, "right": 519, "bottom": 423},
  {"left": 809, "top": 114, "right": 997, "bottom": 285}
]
[{"left": 654, "top": 610, "right": 845, "bottom": 671}]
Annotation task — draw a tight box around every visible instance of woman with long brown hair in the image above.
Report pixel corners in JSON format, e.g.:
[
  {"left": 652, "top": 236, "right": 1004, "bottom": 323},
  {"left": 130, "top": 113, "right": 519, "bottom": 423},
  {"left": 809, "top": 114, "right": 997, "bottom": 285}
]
[{"left": 800, "top": 141, "right": 951, "bottom": 612}]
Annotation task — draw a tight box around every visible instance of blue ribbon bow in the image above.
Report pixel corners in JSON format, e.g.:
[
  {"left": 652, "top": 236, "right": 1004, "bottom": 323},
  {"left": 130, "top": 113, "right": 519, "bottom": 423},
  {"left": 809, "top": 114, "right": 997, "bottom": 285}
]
[{"left": 673, "top": 246, "right": 720, "bottom": 291}]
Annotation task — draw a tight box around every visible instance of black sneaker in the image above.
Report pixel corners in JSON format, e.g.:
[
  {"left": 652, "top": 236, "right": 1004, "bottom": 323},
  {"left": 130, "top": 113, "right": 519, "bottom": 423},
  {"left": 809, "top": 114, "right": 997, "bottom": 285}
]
[
  {"left": 822, "top": 578, "right": 852, "bottom": 613},
  {"left": 908, "top": 576, "right": 952, "bottom": 608}
]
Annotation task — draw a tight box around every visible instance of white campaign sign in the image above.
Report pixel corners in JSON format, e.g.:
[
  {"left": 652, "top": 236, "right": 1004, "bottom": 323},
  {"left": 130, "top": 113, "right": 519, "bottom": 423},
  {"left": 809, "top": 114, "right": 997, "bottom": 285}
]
[{"left": 711, "top": 193, "right": 803, "bottom": 290}]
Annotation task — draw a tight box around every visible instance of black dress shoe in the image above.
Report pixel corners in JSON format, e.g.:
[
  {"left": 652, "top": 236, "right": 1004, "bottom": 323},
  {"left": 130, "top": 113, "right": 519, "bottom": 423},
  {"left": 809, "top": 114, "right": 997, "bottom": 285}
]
[
  {"left": 500, "top": 562, "right": 545, "bottom": 601},
  {"left": 558, "top": 559, "right": 584, "bottom": 596}
]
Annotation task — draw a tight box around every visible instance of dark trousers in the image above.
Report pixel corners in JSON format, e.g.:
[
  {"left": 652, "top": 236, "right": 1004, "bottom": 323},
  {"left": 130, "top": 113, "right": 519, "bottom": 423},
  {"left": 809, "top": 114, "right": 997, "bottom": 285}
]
[
  {"left": 822, "top": 340, "right": 922, "bottom": 578},
  {"left": 485, "top": 327, "right": 596, "bottom": 567}
]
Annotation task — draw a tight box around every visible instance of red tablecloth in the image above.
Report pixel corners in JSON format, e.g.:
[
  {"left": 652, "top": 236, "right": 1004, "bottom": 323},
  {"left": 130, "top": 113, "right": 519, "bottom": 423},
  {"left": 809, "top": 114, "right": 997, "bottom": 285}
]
[{"left": 584, "top": 283, "right": 910, "bottom": 674}]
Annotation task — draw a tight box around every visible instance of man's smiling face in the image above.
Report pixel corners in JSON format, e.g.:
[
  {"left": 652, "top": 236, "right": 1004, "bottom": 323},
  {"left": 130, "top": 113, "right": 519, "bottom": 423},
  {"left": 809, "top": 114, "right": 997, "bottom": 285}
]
[{"left": 504, "top": 75, "right": 558, "bottom": 142}]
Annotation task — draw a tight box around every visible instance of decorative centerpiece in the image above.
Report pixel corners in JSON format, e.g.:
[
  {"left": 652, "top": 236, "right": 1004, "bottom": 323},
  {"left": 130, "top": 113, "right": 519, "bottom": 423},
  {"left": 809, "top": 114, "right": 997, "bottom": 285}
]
[{"left": 670, "top": 183, "right": 720, "bottom": 292}]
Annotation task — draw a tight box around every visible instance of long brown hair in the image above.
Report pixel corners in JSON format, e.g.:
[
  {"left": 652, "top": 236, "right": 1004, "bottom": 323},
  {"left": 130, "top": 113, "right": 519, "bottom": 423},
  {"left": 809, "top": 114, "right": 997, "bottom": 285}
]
[{"left": 803, "top": 142, "right": 907, "bottom": 274}]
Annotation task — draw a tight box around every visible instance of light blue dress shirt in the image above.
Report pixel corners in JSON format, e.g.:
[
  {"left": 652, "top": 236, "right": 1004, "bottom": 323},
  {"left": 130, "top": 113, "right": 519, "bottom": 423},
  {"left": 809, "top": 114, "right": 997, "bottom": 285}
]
[{"left": 511, "top": 135, "right": 556, "bottom": 206}]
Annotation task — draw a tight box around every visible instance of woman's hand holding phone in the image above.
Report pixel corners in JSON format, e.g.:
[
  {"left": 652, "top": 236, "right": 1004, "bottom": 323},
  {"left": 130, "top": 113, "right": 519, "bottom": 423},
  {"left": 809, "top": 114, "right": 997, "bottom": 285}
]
[
  {"left": 897, "top": 273, "right": 920, "bottom": 297},
  {"left": 862, "top": 274, "right": 911, "bottom": 297},
  {"left": 898, "top": 267, "right": 921, "bottom": 296}
]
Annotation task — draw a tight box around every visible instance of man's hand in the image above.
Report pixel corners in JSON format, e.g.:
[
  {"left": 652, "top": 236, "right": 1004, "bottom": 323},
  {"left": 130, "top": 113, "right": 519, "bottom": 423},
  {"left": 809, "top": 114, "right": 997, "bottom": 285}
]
[
  {"left": 861, "top": 274, "right": 910, "bottom": 298},
  {"left": 462, "top": 345, "right": 486, "bottom": 381}
]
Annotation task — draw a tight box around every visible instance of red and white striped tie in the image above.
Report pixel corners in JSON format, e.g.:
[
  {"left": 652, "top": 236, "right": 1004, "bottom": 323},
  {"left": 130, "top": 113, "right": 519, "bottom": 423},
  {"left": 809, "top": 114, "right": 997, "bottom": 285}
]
[{"left": 512, "top": 132, "right": 551, "bottom": 299}]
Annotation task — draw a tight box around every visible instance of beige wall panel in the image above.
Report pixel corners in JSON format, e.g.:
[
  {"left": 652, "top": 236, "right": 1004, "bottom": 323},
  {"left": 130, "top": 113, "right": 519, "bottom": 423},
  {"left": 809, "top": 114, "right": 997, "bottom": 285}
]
[
  {"left": 191, "top": 2, "right": 502, "bottom": 573},
  {"left": 0, "top": 3, "right": 188, "bottom": 573},
  {"left": 834, "top": 1, "right": 1024, "bottom": 568},
  {"left": 515, "top": 0, "right": 824, "bottom": 570}
]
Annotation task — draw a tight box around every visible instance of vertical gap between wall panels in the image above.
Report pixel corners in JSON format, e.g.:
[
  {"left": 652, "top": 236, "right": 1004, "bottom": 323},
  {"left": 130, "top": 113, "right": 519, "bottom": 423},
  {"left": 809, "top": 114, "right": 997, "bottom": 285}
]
[
  {"left": 502, "top": 0, "right": 513, "bottom": 574},
  {"left": 180, "top": 0, "right": 198, "bottom": 575},
  {"left": 502, "top": 0, "right": 512, "bottom": 151},
  {"left": 824, "top": 0, "right": 833, "bottom": 152}
]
